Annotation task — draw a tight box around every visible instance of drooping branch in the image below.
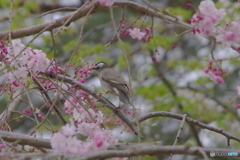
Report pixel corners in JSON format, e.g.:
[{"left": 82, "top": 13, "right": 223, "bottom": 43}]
[
  {"left": 44, "top": 72, "right": 142, "bottom": 138},
  {"left": 135, "top": 111, "right": 240, "bottom": 146},
  {"left": 0, "top": 88, "right": 24, "bottom": 130}
]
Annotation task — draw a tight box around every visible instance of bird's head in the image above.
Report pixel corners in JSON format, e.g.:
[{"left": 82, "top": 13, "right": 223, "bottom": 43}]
[{"left": 88, "top": 62, "right": 109, "bottom": 71}]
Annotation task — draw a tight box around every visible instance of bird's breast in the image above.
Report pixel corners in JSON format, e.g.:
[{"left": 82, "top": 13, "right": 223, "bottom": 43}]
[{"left": 99, "top": 75, "right": 118, "bottom": 95}]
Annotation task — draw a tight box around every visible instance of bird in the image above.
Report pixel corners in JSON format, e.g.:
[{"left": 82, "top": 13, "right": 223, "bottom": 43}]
[{"left": 89, "top": 62, "right": 132, "bottom": 108}]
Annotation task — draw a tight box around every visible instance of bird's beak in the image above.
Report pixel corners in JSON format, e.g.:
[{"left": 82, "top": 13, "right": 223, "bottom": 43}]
[{"left": 87, "top": 67, "right": 93, "bottom": 70}]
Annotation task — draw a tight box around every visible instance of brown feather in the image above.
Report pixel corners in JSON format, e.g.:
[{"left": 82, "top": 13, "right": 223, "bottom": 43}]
[{"left": 94, "top": 62, "right": 132, "bottom": 105}]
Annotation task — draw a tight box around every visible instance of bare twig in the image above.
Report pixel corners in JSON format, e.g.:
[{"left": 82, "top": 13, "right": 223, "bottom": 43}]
[
  {"left": 169, "top": 114, "right": 187, "bottom": 160},
  {"left": 37, "top": 7, "right": 78, "bottom": 18}
]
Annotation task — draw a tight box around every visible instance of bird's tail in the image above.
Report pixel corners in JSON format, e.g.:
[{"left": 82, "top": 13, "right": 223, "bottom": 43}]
[{"left": 118, "top": 89, "right": 133, "bottom": 106}]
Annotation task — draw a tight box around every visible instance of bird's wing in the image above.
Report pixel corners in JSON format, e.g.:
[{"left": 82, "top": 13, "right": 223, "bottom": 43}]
[{"left": 101, "top": 68, "right": 129, "bottom": 91}]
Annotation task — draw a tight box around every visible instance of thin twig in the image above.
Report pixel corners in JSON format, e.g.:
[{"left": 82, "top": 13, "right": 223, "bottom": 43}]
[
  {"left": 37, "top": 7, "right": 78, "bottom": 18},
  {"left": 169, "top": 114, "right": 187, "bottom": 160}
]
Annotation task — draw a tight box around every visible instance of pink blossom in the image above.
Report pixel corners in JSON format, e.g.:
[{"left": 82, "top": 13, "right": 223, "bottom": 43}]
[
  {"left": 171, "top": 44, "right": 176, "bottom": 49},
  {"left": 205, "top": 70, "right": 224, "bottom": 84},
  {"left": 128, "top": 28, "right": 146, "bottom": 40},
  {"left": 236, "top": 86, "right": 240, "bottom": 97},
  {"left": 65, "top": 136, "right": 82, "bottom": 154},
  {"left": 0, "top": 144, "right": 4, "bottom": 152},
  {"left": 93, "top": 130, "right": 106, "bottom": 148},
  {"left": 61, "top": 120, "right": 76, "bottom": 136},
  {"left": 37, "top": 113, "right": 45, "bottom": 119},
  {"left": 77, "top": 122, "right": 101, "bottom": 137},
  {"left": 185, "top": 3, "right": 192, "bottom": 7},
  {"left": 98, "top": 0, "right": 114, "bottom": 6},
  {"left": 145, "top": 28, "right": 151, "bottom": 35},
  {"left": 22, "top": 109, "right": 32, "bottom": 115},
  {"left": 152, "top": 56, "right": 157, "bottom": 62},
  {"left": 203, "top": 68, "right": 209, "bottom": 73},
  {"left": 0, "top": 40, "right": 55, "bottom": 89},
  {"left": 216, "top": 21, "right": 240, "bottom": 47},
  {"left": 237, "top": 104, "right": 240, "bottom": 108},
  {"left": 50, "top": 132, "right": 67, "bottom": 152},
  {"left": 190, "top": 0, "right": 225, "bottom": 36}
]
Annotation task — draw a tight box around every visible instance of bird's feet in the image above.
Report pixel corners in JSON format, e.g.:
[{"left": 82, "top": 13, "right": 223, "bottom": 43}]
[
  {"left": 116, "top": 106, "right": 121, "bottom": 109},
  {"left": 98, "top": 91, "right": 108, "bottom": 96}
]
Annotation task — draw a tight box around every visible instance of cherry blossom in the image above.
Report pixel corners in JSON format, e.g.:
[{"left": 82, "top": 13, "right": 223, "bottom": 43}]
[
  {"left": 61, "top": 120, "right": 76, "bottom": 136},
  {"left": 128, "top": 28, "right": 146, "bottom": 40},
  {"left": 236, "top": 86, "right": 240, "bottom": 97},
  {"left": 0, "top": 40, "right": 54, "bottom": 89},
  {"left": 189, "top": 0, "right": 225, "bottom": 36},
  {"left": 216, "top": 21, "right": 240, "bottom": 47},
  {"left": 237, "top": 104, "right": 240, "bottom": 108},
  {"left": 50, "top": 132, "right": 67, "bottom": 152},
  {"left": 203, "top": 62, "right": 224, "bottom": 84}
]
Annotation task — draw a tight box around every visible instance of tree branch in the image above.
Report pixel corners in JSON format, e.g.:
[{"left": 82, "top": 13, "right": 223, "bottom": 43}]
[
  {"left": 135, "top": 111, "right": 240, "bottom": 145},
  {"left": 0, "top": 1, "right": 191, "bottom": 40},
  {"left": 0, "top": 130, "right": 51, "bottom": 149},
  {"left": 1, "top": 145, "right": 239, "bottom": 160}
]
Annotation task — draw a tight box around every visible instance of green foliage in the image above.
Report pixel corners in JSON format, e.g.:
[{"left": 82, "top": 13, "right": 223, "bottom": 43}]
[
  {"left": 137, "top": 82, "right": 169, "bottom": 100},
  {"left": 117, "top": 54, "right": 126, "bottom": 70},
  {"left": 166, "top": 7, "right": 192, "bottom": 21},
  {"left": 63, "top": 39, "right": 78, "bottom": 51},
  {"left": 0, "top": 0, "right": 10, "bottom": 7},
  {"left": 116, "top": 41, "right": 131, "bottom": 53},
  {"left": 148, "top": 35, "right": 177, "bottom": 51},
  {"left": 168, "top": 57, "right": 203, "bottom": 70}
]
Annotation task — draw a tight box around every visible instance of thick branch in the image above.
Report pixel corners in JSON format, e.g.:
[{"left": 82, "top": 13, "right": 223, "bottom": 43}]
[
  {"left": 1, "top": 145, "right": 239, "bottom": 160},
  {"left": 0, "top": 130, "right": 51, "bottom": 149},
  {"left": 0, "top": 1, "right": 191, "bottom": 40},
  {"left": 135, "top": 111, "right": 240, "bottom": 145}
]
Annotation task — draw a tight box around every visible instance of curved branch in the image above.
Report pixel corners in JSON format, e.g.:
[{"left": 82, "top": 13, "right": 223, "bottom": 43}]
[
  {"left": 0, "top": 1, "right": 191, "bottom": 40},
  {"left": 44, "top": 72, "right": 142, "bottom": 138},
  {"left": 135, "top": 111, "right": 240, "bottom": 145}
]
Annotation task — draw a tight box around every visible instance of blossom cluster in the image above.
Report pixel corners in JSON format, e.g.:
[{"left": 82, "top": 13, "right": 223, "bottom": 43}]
[
  {"left": 121, "top": 25, "right": 152, "bottom": 42},
  {"left": 189, "top": 0, "right": 240, "bottom": 47},
  {"left": 189, "top": 0, "right": 225, "bottom": 36},
  {"left": 203, "top": 61, "right": 224, "bottom": 84},
  {"left": 0, "top": 40, "right": 54, "bottom": 89},
  {"left": 216, "top": 21, "right": 240, "bottom": 47},
  {"left": 51, "top": 97, "right": 118, "bottom": 155}
]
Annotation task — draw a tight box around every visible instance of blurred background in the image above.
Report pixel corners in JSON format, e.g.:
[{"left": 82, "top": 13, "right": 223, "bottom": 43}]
[{"left": 1, "top": 0, "right": 240, "bottom": 159}]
